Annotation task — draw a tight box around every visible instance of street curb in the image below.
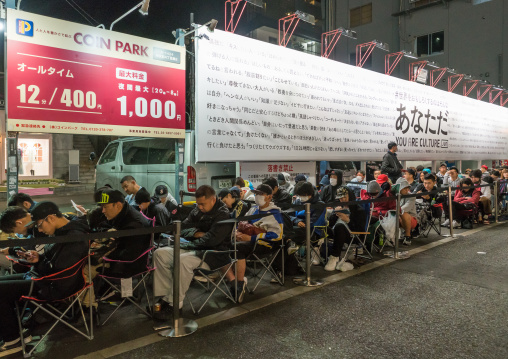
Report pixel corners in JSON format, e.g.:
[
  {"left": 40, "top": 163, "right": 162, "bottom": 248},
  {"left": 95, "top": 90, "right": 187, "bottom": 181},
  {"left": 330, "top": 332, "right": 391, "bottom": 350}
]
[{"left": 75, "top": 221, "right": 506, "bottom": 359}]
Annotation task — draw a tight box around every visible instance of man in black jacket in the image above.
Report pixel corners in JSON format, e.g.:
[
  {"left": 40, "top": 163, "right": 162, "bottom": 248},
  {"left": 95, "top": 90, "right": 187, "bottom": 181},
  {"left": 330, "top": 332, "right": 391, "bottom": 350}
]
[
  {"left": 381, "top": 141, "right": 403, "bottom": 183},
  {"left": 97, "top": 188, "right": 151, "bottom": 276},
  {"left": 135, "top": 188, "right": 170, "bottom": 227},
  {"left": 0, "top": 201, "right": 89, "bottom": 354},
  {"left": 153, "top": 185, "right": 232, "bottom": 320},
  {"left": 263, "top": 177, "right": 292, "bottom": 209},
  {"left": 218, "top": 187, "right": 249, "bottom": 218},
  {"left": 319, "top": 169, "right": 343, "bottom": 203}
]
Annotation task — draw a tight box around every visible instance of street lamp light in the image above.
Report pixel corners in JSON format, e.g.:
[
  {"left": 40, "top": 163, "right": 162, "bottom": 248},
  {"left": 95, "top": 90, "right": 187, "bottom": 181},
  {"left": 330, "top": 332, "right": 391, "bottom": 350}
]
[
  {"left": 110, "top": 0, "right": 151, "bottom": 31},
  {"left": 174, "top": 19, "right": 218, "bottom": 46}
]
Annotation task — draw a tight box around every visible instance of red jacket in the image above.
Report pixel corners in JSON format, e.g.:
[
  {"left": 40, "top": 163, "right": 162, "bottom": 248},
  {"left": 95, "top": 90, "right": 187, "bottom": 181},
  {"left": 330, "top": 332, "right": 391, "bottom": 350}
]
[
  {"left": 454, "top": 188, "right": 481, "bottom": 205},
  {"left": 360, "top": 189, "right": 396, "bottom": 218}
]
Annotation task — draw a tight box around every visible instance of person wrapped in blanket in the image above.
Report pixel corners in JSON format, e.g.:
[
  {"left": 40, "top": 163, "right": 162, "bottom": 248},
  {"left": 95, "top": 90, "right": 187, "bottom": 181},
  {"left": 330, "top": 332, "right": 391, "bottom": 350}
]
[
  {"left": 224, "top": 184, "right": 283, "bottom": 303},
  {"left": 360, "top": 175, "right": 396, "bottom": 220},
  {"left": 325, "top": 186, "right": 366, "bottom": 272},
  {"left": 442, "top": 178, "right": 481, "bottom": 229}
]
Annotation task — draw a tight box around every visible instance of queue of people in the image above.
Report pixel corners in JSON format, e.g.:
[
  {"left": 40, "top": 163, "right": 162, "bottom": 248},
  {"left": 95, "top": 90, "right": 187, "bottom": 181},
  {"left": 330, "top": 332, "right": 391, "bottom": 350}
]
[{"left": 0, "top": 156, "right": 505, "bottom": 355}]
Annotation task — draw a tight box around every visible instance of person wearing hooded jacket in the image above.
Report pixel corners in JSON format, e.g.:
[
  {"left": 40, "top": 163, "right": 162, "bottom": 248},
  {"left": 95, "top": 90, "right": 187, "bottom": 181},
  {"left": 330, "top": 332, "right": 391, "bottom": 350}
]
[
  {"left": 319, "top": 169, "right": 343, "bottom": 203},
  {"left": 360, "top": 177, "right": 396, "bottom": 219},
  {"left": 277, "top": 172, "right": 294, "bottom": 196},
  {"left": 0, "top": 201, "right": 89, "bottom": 353}
]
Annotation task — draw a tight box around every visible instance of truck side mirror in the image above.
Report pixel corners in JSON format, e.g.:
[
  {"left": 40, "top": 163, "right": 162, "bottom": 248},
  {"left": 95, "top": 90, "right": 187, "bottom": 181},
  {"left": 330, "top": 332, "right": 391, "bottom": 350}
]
[{"left": 89, "top": 152, "right": 96, "bottom": 162}]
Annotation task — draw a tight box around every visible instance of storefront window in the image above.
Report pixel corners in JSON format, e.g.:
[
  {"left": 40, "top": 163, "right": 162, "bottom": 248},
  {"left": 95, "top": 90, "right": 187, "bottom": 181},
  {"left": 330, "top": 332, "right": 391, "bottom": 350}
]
[{"left": 33, "top": 143, "right": 43, "bottom": 162}]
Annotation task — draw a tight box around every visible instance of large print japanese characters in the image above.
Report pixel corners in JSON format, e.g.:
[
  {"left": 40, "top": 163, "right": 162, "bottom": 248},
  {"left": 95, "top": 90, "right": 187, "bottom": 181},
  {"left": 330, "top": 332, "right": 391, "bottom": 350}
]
[
  {"left": 195, "top": 29, "right": 508, "bottom": 162},
  {"left": 7, "top": 9, "right": 185, "bottom": 138}
]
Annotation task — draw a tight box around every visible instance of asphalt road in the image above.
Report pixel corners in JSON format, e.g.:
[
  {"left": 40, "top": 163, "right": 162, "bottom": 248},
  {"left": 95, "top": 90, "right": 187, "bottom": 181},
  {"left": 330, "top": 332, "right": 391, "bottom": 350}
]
[{"left": 111, "top": 224, "right": 508, "bottom": 359}]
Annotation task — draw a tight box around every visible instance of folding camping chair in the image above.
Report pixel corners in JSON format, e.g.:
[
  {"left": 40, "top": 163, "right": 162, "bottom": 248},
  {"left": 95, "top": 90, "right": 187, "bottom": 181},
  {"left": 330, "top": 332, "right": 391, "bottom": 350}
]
[
  {"left": 342, "top": 202, "right": 374, "bottom": 261},
  {"left": 415, "top": 202, "right": 443, "bottom": 238},
  {"left": 247, "top": 238, "right": 285, "bottom": 292},
  {"left": 370, "top": 210, "right": 397, "bottom": 254},
  {"left": 293, "top": 207, "right": 329, "bottom": 271},
  {"left": 188, "top": 249, "right": 237, "bottom": 314},
  {"left": 15, "top": 254, "right": 94, "bottom": 358}
]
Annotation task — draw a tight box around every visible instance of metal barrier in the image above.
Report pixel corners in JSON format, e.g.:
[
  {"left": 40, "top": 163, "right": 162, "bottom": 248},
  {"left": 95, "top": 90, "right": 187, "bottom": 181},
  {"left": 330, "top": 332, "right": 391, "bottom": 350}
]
[
  {"left": 293, "top": 203, "right": 323, "bottom": 287},
  {"left": 159, "top": 221, "right": 198, "bottom": 338}
]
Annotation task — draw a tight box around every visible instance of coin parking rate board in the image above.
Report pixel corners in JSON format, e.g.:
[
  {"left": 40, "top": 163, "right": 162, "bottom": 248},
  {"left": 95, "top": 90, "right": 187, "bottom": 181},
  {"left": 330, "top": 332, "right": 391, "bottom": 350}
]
[{"left": 7, "top": 9, "right": 185, "bottom": 138}]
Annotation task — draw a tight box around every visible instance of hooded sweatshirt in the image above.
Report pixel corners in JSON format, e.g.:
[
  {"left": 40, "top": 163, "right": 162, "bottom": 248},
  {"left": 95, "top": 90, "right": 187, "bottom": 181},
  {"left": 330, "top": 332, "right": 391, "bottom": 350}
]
[
  {"left": 278, "top": 172, "right": 294, "bottom": 195},
  {"left": 245, "top": 202, "right": 283, "bottom": 249}
]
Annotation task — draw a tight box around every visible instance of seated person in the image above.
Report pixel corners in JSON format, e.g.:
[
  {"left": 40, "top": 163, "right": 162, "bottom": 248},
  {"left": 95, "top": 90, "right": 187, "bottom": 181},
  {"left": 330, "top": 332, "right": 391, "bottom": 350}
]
[
  {"left": 120, "top": 175, "right": 143, "bottom": 207},
  {"left": 135, "top": 188, "right": 170, "bottom": 227},
  {"left": 442, "top": 178, "right": 481, "bottom": 228},
  {"left": 404, "top": 168, "right": 419, "bottom": 192},
  {"left": 361, "top": 176, "right": 395, "bottom": 219},
  {"left": 153, "top": 185, "right": 178, "bottom": 212},
  {"left": 319, "top": 170, "right": 342, "bottom": 203},
  {"left": 7, "top": 193, "right": 37, "bottom": 212},
  {"left": 0, "top": 202, "right": 89, "bottom": 354},
  {"left": 0, "top": 207, "right": 46, "bottom": 274},
  {"left": 290, "top": 182, "right": 325, "bottom": 246},
  {"left": 396, "top": 179, "right": 417, "bottom": 246},
  {"left": 234, "top": 177, "right": 255, "bottom": 202},
  {"left": 373, "top": 169, "right": 382, "bottom": 181},
  {"left": 442, "top": 167, "right": 461, "bottom": 192},
  {"left": 153, "top": 185, "right": 232, "bottom": 318},
  {"left": 224, "top": 184, "right": 283, "bottom": 303},
  {"left": 347, "top": 170, "right": 367, "bottom": 199},
  {"left": 325, "top": 186, "right": 366, "bottom": 272},
  {"left": 218, "top": 187, "right": 249, "bottom": 219},
  {"left": 277, "top": 172, "right": 294, "bottom": 197},
  {"left": 471, "top": 169, "right": 492, "bottom": 224},
  {"left": 263, "top": 177, "right": 292, "bottom": 209},
  {"left": 414, "top": 173, "right": 438, "bottom": 204},
  {"left": 96, "top": 188, "right": 151, "bottom": 276}
]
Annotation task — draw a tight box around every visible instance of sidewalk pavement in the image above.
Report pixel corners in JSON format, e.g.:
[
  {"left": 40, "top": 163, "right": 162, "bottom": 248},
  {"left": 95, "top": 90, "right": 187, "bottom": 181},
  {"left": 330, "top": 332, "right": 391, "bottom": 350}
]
[{"left": 105, "top": 222, "right": 508, "bottom": 359}]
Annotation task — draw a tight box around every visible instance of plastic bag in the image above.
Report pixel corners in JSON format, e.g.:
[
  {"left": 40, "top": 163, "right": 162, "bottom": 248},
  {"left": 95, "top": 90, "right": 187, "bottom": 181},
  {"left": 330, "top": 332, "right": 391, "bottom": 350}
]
[{"left": 380, "top": 211, "right": 397, "bottom": 241}]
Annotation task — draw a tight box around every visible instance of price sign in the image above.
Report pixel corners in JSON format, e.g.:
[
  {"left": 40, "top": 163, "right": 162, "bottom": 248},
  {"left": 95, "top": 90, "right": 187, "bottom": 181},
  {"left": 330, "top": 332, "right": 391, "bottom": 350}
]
[{"left": 6, "top": 9, "right": 185, "bottom": 138}]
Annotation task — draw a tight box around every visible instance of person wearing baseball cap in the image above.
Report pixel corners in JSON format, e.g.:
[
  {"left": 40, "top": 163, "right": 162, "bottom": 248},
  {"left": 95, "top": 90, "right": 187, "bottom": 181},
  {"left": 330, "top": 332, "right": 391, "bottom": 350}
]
[
  {"left": 480, "top": 165, "right": 488, "bottom": 173},
  {"left": 0, "top": 202, "right": 89, "bottom": 352},
  {"left": 95, "top": 188, "right": 151, "bottom": 276},
  {"left": 153, "top": 184, "right": 178, "bottom": 211},
  {"left": 218, "top": 186, "right": 248, "bottom": 219},
  {"left": 360, "top": 179, "right": 396, "bottom": 219},
  {"left": 263, "top": 177, "right": 292, "bottom": 209},
  {"left": 325, "top": 185, "right": 365, "bottom": 272},
  {"left": 381, "top": 141, "right": 403, "bottom": 183},
  {"left": 223, "top": 183, "right": 283, "bottom": 303},
  {"left": 135, "top": 188, "right": 170, "bottom": 228}
]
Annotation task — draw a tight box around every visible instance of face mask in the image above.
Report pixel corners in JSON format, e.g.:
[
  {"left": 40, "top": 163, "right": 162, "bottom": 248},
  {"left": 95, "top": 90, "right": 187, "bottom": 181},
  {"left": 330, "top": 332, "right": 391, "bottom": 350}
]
[
  {"left": 356, "top": 176, "right": 363, "bottom": 182},
  {"left": 299, "top": 195, "right": 310, "bottom": 202},
  {"left": 255, "top": 195, "right": 266, "bottom": 207},
  {"left": 329, "top": 178, "right": 337, "bottom": 186}
]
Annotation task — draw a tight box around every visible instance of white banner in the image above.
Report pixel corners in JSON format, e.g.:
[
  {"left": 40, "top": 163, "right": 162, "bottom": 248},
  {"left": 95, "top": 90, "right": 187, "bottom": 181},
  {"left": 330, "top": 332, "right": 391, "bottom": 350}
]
[
  {"left": 239, "top": 161, "right": 316, "bottom": 187},
  {"left": 195, "top": 29, "right": 508, "bottom": 162}
]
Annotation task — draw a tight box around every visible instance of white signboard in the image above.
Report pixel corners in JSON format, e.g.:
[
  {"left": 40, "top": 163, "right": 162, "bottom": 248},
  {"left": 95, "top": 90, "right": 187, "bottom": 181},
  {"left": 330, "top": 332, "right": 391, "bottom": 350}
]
[
  {"left": 195, "top": 29, "right": 508, "bottom": 162},
  {"left": 239, "top": 161, "right": 316, "bottom": 187}
]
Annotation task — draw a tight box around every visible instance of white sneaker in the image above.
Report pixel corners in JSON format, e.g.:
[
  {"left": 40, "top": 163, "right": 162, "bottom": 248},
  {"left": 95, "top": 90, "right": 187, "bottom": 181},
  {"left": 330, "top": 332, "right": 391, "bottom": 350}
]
[
  {"left": 324, "top": 255, "right": 340, "bottom": 271},
  {"left": 441, "top": 219, "right": 450, "bottom": 227},
  {"left": 310, "top": 248, "right": 321, "bottom": 265},
  {"left": 336, "top": 261, "right": 354, "bottom": 272},
  {"left": 452, "top": 220, "right": 460, "bottom": 228}
]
